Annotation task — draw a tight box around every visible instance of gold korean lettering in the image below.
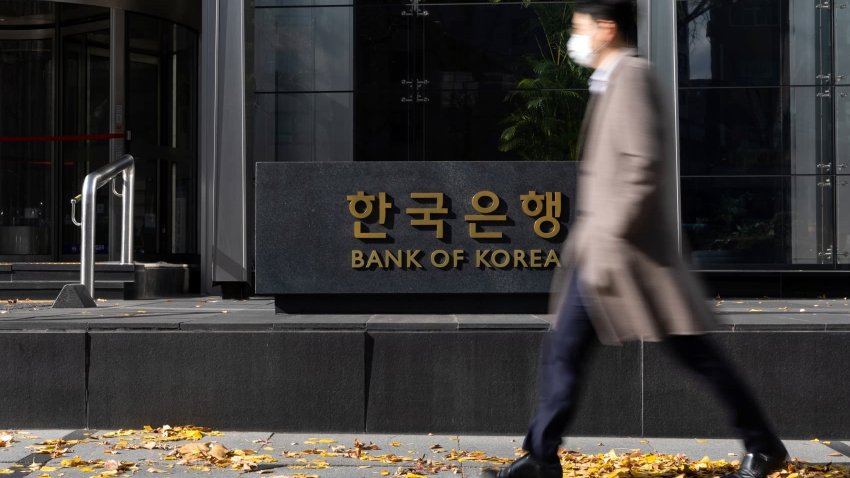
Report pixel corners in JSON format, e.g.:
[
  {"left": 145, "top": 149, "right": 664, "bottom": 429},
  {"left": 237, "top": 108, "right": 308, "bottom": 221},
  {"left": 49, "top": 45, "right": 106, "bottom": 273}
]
[
  {"left": 346, "top": 191, "right": 392, "bottom": 239},
  {"left": 465, "top": 190, "right": 507, "bottom": 239},
  {"left": 520, "top": 191, "right": 562, "bottom": 239},
  {"left": 406, "top": 192, "right": 448, "bottom": 239}
]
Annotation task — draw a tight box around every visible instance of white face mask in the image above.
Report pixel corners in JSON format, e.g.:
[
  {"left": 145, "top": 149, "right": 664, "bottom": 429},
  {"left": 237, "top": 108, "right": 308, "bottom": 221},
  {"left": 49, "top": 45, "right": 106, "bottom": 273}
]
[{"left": 567, "top": 34, "right": 596, "bottom": 68}]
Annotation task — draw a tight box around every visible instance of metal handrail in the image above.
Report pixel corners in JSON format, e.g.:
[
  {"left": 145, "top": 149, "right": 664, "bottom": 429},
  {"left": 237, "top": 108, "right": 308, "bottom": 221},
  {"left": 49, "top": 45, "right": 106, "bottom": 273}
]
[{"left": 72, "top": 154, "right": 135, "bottom": 299}]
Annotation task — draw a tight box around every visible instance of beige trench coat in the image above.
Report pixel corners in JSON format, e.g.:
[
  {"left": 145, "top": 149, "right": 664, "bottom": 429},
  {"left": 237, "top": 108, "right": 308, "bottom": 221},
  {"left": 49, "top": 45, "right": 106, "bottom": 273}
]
[{"left": 549, "top": 55, "right": 715, "bottom": 345}]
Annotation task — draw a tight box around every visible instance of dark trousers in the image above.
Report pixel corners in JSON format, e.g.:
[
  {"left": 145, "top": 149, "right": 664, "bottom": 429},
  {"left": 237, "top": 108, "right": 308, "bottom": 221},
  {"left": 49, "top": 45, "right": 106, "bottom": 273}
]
[{"left": 523, "top": 273, "right": 784, "bottom": 463}]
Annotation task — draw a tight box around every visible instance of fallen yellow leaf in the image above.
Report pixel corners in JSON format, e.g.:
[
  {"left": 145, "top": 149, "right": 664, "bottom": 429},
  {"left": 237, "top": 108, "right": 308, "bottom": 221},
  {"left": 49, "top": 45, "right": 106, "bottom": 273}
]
[{"left": 209, "top": 443, "right": 230, "bottom": 462}]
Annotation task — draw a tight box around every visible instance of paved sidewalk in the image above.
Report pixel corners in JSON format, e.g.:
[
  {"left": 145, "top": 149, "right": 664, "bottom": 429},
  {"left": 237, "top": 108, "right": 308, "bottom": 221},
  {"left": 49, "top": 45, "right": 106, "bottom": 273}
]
[{"left": 0, "top": 429, "right": 848, "bottom": 478}]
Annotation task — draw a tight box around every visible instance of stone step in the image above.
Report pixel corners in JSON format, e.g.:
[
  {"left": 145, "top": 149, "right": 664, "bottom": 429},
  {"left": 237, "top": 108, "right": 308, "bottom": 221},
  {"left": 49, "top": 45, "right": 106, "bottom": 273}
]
[
  {"left": 0, "top": 262, "right": 135, "bottom": 282},
  {"left": 0, "top": 280, "right": 128, "bottom": 300},
  {"left": 0, "top": 262, "right": 196, "bottom": 300}
]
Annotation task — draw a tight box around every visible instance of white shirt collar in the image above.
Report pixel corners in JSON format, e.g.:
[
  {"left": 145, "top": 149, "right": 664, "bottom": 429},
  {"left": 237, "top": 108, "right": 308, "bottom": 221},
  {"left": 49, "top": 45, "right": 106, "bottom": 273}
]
[{"left": 589, "top": 48, "right": 635, "bottom": 94}]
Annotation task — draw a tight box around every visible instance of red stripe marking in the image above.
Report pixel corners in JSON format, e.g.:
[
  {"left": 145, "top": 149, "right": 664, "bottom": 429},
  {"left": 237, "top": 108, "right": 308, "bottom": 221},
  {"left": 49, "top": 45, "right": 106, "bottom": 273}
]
[{"left": 0, "top": 133, "right": 124, "bottom": 143}]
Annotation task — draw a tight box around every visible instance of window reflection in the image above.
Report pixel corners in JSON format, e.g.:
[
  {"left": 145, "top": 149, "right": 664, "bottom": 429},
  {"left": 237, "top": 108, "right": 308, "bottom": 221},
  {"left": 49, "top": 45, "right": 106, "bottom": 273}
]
[
  {"left": 350, "top": 1, "right": 589, "bottom": 162},
  {"left": 679, "top": 87, "right": 783, "bottom": 175},
  {"left": 255, "top": 7, "right": 353, "bottom": 92},
  {"left": 677, "top": 0, "right": 839, "bottom": 268},
  {"left": 682, "top": 177, "right": 790, "bottom": 267},
  {"left": 678, "top": 86, "right": 830, "bottom": 177},
  {"left": 255, "top": 93, "right": 353, "bottom": 162},
  {"left": 254, "top": 2, "right": 591, "bottom": 163},
  {"left": 677, "top": 0, "right": 782, "bottom": 86}
]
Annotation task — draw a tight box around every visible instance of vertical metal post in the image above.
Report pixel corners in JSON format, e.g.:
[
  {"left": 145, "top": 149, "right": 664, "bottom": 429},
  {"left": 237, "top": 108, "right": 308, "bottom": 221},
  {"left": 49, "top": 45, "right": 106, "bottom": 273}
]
[
  {"left": 121, "top": 164, "right": 135, "bottom": 264},
  {"left": 647, "top": 0, "right": 682, "bottom": 252},
  {"left": 199, "top": 0, "right": 220, "bottom": 295},
  {"left": 80, "top": 174, "right": 99, "bottom": 297},
  {"left": 212, "top": 0, "right": 248, "bottom": 284},
  {"left": 109, "top": 8, "right": 127, "bottom": 261}
]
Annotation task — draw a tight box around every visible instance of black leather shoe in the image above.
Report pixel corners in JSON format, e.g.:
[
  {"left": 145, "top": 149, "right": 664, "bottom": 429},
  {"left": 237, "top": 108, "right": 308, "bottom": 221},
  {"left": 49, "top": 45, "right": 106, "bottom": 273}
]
[
  {"left": 723, "top": 451, "right": 786, "bottom": 478},
  {"left": 480, "top": 454, "right": 562, "bottom": 478}
]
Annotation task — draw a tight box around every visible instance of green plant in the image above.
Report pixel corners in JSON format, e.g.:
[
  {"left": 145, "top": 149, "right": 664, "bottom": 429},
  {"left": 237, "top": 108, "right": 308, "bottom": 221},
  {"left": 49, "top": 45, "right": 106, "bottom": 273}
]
[{"left": 491, "top": 1, "right": 591, "bottom": 161}]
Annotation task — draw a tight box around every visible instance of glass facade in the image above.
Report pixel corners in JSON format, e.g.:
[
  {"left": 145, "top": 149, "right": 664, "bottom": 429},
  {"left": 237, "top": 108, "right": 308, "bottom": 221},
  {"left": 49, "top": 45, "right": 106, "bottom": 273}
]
[
  {"left": 677, "top": 0, "right": 846, "bottom": 269},
  {"left": 0, "top": 1, "right": 57, "bottom": 256},
  {"left": 253, "top": 0, "right": 590, "bottom": 163},
  {"left": 251, "top": 0, "right": 850, "bottom": 276},
  {"left": 0, "top": 1, "right": 198, "bottom": 261},
  {"left": 5, "top": 0, "right": 850, "bottom": 286},
  {"left": 126, "top": 13, "right": 199, "bottom": 258}
]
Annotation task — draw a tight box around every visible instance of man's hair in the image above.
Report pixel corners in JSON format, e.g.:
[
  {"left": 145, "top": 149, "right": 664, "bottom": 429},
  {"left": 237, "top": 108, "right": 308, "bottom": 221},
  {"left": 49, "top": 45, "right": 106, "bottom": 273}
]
[{"left": 574, "top": 0, "right": 637, "bottom": 46}]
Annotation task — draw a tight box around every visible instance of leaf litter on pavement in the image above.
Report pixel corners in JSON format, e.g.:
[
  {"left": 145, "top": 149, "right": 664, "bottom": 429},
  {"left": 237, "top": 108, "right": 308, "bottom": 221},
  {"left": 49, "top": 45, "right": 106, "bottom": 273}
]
[{"left": 2, "top": 427, "right": 849, "bottom": 478}]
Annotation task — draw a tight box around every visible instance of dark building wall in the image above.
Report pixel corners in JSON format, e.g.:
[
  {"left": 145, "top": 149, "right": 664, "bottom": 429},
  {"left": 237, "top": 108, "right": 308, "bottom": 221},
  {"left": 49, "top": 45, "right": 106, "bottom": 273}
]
[{"left": 252, "top": 1, "right": 590, "bottom": 164}]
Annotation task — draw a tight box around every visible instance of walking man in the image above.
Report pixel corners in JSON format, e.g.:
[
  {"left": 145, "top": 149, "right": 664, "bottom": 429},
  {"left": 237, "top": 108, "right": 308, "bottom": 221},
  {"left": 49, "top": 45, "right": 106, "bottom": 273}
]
[{"left": 485, "top": 1, "right": 787, "bottom": 477}]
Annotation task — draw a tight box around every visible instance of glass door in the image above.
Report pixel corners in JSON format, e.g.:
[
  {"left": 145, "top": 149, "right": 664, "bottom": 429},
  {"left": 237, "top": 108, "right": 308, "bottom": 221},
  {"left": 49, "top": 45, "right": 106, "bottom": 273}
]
[
  {"left": 0, "top": 2, "right": 56, "bottom": 260},
  {"left": 59, "top": 16, "right": 112, "bottom": 258},
  {"left": 126, "top": 13, "right": 198, "bottom": 260},
  {"left": 0, "top": 2, "right": 198, "bottom": 264}
]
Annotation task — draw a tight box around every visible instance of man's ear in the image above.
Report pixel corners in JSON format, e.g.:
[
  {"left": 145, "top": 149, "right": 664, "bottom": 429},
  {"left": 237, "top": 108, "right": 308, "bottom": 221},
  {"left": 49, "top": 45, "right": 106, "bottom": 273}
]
[{"left": 597, "top": 20, "right": 619, "bottom": 45}]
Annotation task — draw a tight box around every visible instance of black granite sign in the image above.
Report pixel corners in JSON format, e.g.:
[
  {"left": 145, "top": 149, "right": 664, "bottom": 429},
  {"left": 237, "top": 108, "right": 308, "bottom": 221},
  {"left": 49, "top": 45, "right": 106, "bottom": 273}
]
[{"left": 255, "top": 161, "right": 577, "bottom": 294}]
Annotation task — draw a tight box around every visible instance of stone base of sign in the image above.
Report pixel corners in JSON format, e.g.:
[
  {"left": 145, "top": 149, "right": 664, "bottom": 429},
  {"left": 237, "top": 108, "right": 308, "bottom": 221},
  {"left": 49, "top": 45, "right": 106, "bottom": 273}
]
[
  {"left": 274, "top": 293, "right": 550, "bottom": 314},
  {"left": 1, "top": 299, "right": 850, "bottom": 437}
]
